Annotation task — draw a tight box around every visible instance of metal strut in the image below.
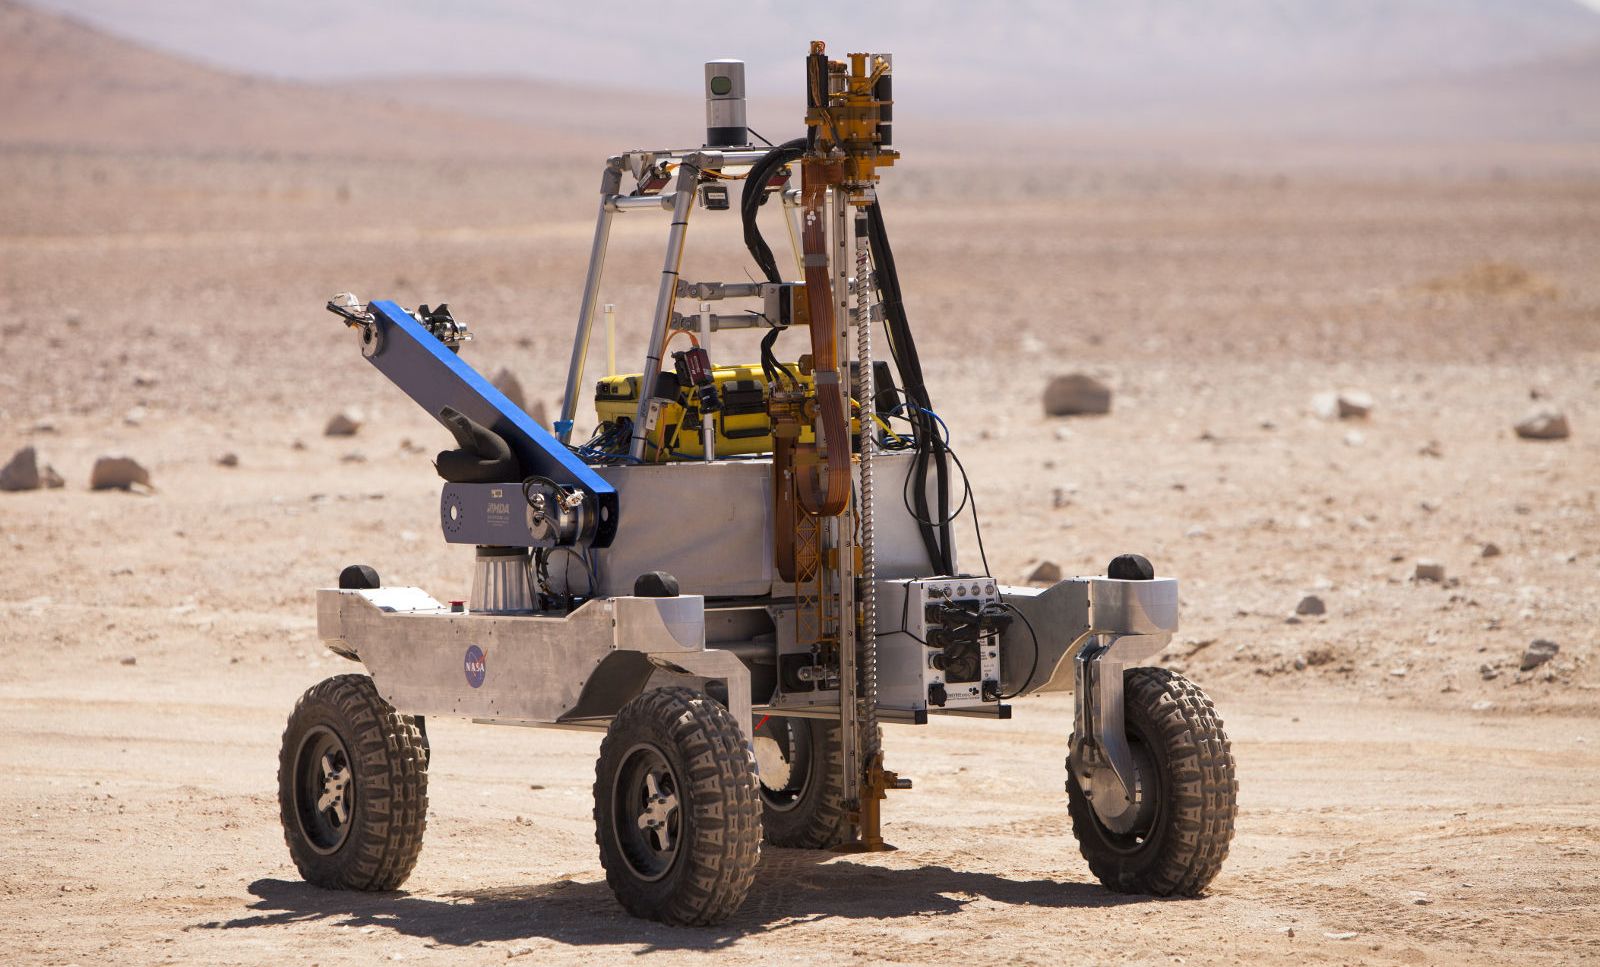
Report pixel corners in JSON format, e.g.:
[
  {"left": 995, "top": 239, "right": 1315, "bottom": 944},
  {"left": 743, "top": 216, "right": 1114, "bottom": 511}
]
[{"left": 838, "top": 197, "right": 905, "bottom": 852}]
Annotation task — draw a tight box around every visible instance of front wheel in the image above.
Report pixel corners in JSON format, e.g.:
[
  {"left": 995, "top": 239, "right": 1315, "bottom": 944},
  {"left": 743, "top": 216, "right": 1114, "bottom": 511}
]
[
  {"left": 594, "top": 687, "right": 762, "bottom": 925},
  {"left": 278, "top": 674, "right": 429, "bottom": 891},
  {"left": 1067, "top": 667, "right": 1237, "bottom": 896}
]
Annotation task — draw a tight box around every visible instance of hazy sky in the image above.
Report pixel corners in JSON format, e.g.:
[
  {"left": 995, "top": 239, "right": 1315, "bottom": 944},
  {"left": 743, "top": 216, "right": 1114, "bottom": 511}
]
[{"left": 22, "top": 0, "right": 1600, "bottom": 117}]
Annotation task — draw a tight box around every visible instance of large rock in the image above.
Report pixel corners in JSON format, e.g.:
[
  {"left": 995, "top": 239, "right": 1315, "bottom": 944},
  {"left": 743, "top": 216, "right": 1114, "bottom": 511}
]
[
  {"left": 1312, "top": 389, "right": 1373, "bottom": 420},
  {"left": 89, "top": 455, "right": 152, "bottom": 491},
  {"left": 1514, "top": 407, "right": 1569, "bottom": 441},
  {"left": 1414, "top": 559, "right": 1446, "bottom": 583},
  {"left": 324, "top": 410, "right": 363, "bottom": 437},
  {"left": 1026, "top": 560, "right": 1063, "bottom": 584},
  {"left": 1043, "top": 374, "right": 1112, "bottom": 416},
  {"left": 1295, "top": 594, "right": 1326, "bottom": 616},
  {"left": 1521, "top": 639, "right": 1559, "bottom": 672},
  {"left": 0, "top": 446, "right": 42, "bottom": 491},
  {"left": 491, "top": 368, "right": 528, "bottom": 412}
]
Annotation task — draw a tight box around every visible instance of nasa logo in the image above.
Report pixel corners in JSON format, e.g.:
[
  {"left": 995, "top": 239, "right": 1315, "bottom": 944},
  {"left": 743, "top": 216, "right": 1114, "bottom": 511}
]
[{"left": 463, "top": 644, "right": 487, "bottom": 688}]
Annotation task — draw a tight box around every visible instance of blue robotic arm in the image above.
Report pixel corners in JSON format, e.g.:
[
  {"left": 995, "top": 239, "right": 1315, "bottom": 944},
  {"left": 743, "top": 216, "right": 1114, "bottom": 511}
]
[{"left": 337, "top": 298, "right": 619, "bottom": 549}]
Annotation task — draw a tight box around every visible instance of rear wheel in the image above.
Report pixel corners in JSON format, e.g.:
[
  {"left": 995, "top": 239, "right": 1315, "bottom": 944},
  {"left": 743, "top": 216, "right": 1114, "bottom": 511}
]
[
  {"left": 1067, "top": 667, "right": 1236, "bottom": 896},
  {"left": 278, "top": 674, "right": 428, "bottom": 891},
  {"left": 594, "top": 687, "right": 762, "bottom": 925},
  {"left": 753, "top": 715, "right": 874, "bottom": 849}
]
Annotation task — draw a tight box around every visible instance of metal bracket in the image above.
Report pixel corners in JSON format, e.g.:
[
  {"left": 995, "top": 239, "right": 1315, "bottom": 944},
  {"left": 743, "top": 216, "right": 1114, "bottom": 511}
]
[
  {"left": 661, "top": 647, "right": 753, "bottom": 747},
  {"left": 1069, "top": 632, "right": 1168, "bottom": 833}
]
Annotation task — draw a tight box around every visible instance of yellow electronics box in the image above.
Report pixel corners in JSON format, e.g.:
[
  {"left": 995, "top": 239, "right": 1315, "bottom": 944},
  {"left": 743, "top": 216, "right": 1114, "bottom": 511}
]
[{"left": 596, "top": 363, "right": 830, "bottom": 460}]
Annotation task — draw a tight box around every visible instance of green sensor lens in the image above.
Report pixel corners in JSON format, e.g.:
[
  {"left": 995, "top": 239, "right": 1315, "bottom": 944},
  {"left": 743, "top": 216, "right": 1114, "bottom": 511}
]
[{"left": 710, "top": 75, "right": 733, "bottom": 96}]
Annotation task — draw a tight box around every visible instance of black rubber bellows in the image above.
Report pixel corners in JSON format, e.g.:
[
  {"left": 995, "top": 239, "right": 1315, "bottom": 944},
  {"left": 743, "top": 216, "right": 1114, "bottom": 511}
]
[{"left": 434, "top": 405, "right": 520, "bottom": 483}]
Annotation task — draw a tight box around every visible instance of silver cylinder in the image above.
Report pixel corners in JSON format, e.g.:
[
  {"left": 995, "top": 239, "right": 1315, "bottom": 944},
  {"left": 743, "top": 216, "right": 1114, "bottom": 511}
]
[
  {"left": 704, "top": 60, "right": 747, "bottom": 147},
  {"left": 469, "top": 546, "right": 534, "bottom": 614}
]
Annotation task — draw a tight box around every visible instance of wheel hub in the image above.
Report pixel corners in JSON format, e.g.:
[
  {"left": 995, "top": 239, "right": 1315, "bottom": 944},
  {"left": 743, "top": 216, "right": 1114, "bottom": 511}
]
[
  {"left": 316, "top": 753, "right": 351, "bottom": 825},
  {"left": 636, "top": 771, "right": 680, "bottom": 852}
]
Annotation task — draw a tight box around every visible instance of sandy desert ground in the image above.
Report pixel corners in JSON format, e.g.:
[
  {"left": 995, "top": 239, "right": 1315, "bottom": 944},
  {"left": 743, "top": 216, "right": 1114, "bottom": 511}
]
[{"left": 3, "top": 4, "right": 1600, "bottom": 965}]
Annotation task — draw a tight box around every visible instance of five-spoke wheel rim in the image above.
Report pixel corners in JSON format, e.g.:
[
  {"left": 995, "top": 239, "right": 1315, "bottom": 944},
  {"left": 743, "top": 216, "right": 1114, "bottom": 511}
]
[
  {"left": 612, "top": 743, "right": 682, "bottom": 881},
  {"left": 293, "top": 725, "right": 354, "bottom": 855}
]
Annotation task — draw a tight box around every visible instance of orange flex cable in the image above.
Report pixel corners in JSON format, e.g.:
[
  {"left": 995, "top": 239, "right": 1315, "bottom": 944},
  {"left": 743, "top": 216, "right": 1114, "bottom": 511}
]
[{"left": 796, "top": 157, "right": 850, "bottom": 518}]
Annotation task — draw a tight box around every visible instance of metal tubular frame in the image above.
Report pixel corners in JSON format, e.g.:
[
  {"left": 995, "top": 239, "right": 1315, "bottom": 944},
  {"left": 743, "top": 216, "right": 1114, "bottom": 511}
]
[
  {"left": 629, "top": 154, "right": 711, "bottom": 459},
  {"left": 558, "top": 162, "right": 624, "bottom": 443}
]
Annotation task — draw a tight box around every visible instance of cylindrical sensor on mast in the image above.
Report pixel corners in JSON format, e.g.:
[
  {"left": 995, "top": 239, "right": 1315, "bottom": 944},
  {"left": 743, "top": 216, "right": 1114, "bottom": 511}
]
[{"left": 704, "top": 59, "right": 748, "bottom": 147}]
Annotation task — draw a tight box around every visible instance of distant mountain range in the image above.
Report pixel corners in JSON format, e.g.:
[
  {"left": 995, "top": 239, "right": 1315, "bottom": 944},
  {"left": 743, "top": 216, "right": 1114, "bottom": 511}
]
[
  {"left": 17, "top": 0, "right": 1600, "bottom": 114},
  {"left": 3, "top": 0, "right": 1597, "bottom": 157}
]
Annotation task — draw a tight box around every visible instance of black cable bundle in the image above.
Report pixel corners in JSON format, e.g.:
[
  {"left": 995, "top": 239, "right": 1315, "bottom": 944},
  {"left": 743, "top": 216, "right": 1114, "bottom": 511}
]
[
  {"left": 740, "top": 140, "right": 954, "bottom": 574},
  {"left": 865, "top": 198, "right": 954, "bottom": 575},
  {"left": 740, "top": 138, "right": 807, "bottom": 387}
]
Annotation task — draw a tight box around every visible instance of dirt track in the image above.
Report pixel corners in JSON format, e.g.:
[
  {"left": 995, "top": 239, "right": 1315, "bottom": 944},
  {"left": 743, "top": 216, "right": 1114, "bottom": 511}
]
[{"left": 3, "top": 661, "right": 1597, "bottom": 965}]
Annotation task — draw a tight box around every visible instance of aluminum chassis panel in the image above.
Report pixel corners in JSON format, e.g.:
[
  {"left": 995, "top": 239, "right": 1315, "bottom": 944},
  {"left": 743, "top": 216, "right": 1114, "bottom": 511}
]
[
  {"left": 317, "top": 586, "right": 752, "bottom": 742},
  {"left": 544, "top": 451, "right": 951, "bottom": 600}
]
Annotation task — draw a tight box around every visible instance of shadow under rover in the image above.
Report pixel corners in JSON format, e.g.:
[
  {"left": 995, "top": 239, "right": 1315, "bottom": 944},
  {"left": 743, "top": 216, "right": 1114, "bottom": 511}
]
[{"left": 204, "top": 850, "right": 1155, "bottom": 952}]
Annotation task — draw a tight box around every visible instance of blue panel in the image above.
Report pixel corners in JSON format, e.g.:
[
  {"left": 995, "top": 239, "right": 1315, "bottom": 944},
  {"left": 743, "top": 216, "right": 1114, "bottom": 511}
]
[{"left": 363, "top": 300, "right": 619, "bottom": 547}]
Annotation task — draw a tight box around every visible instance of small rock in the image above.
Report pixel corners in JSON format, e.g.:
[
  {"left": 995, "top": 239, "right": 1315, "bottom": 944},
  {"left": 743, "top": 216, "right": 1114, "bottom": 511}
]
[
  {"left": 29, "top": 418, "right": 57, "bottom": 433},
  {"left": 340, "top": 452, "right": 367, "bottom": 464},
  {"left": 1295, "top": 595, "right": 1325, "bottom": 616},
  {"left": 1312, "top": 389, "right": 1373, "bottom": 421},
  {"left": 1514, "top": 407, "right": 1569, "bottom": 441},
  {"left": 0, "top": 446, "right": 42, "bottom": 491},
  {"left": 1043, "top": 373, "right": 1112, "bottom": 417},
  {"left": 120, "top": 656, "right": 136, "bottom": 666},
  {"left": 1323, "top": 931, "right": 1359, "bottom": 941},
  {"left": 1414, "top": 560, "right": 1446, "bottom": 583},
  {"left": 1026, "top": 560, "right": 1063, "bottom": 585},
  {"left": 1293, "top": 656, "right": 1307, "bottom": 671},
  {"left": 1521, "top": 639, "right": 1559, "bottom": 672},
  {"left": 324, "top": 411, "right": 363, "bottom": 436},
  {"left": 491, "top": 368, "right": 528, "bottom": 413},
  {"left": 133, "top": 372, "right": 158, "bottom": 387},
  {"left": 1480, "top": 542, "right": 1501, "bottom": 558},
  {"left": 41, "top": 464, "right": 64, "bottom": 488},
  {"left": 1480, "top": 664, "right": 1500, "bottom": 681},
  {"left": 1389, "top": 666, "right": 1408, "bottom": 677},
  {"left": 89, "top": 455, "right": 153, "bottom": 492},
  {"left": 1051, "top": 487, "right": 1070, "bottom": 509},
  {"left": 123, "top": 405, "right": 148, "bottom": 426},
  {"left": 1284, "top": 615, "right": 1302, "bottom": 625},
  {"left": 1471, "top": 700, "right": 1495, "bottom": 711},
  {"left": 216, "top": 452, "right": 239, "bottom": 468},
  {"left": 1343, "top": 429, "right": 1365, "bottom": 447},
  {"left": 291, "top": 439, "right": 307, "bottom": 451},
  {"left": 1418, "top": 440, "right": 1443, "bottom": 458}
]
